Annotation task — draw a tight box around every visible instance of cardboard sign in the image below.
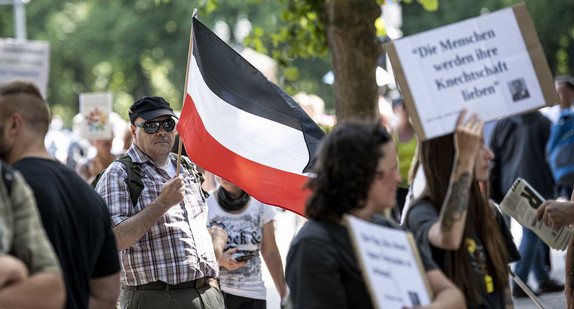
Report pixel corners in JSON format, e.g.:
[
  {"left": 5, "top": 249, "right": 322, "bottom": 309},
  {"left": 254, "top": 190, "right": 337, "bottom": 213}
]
[
  {"left": 345, "top": 215, "right": 432, "bottom": 309},
  {"left": 79, "top": 92, "right": 113, "bottom": 140},
  {"left": 0, "top": 39, "right": 50, "bottom": 98},
  {"left": 386, "top": 4, "right": 558, "bottom": 140}
]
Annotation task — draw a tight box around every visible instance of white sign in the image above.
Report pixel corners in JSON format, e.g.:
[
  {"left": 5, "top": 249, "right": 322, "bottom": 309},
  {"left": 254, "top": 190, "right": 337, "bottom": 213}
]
[
  {"left": 0, "top": 39, "right": 50, "bottom": 98},
  {"left": 388, "top": 5, "right": 556, "bottom": 140},
  {"left": 345, "top": 215, "right": 431, "bottom": 309},
  {"left": 79, "top": 92, "right": 113, "bottom": 140}
]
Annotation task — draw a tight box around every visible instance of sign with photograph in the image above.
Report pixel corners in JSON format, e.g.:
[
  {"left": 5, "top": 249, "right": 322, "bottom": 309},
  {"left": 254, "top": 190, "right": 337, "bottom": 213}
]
[
  {"left": 79, "top": 92, "right": 113, "bottom": 140},
  {"left": 0, "top": 39, "right": 50, "bottom": 98},
  {"left": 386, "top": 4, "right": 558, "bottom": 140},
  {"left": 345, "top": 215, "right": 432, "bottom": 309}
]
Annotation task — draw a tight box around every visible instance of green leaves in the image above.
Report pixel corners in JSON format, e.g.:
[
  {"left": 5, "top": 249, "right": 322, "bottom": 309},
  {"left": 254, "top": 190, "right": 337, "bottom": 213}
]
[
  {"left": 402, "top": 0, "right": 438, "bottom": 11},
  {"left": 284, "top": 66, "right": 299, "bottom": 81}
]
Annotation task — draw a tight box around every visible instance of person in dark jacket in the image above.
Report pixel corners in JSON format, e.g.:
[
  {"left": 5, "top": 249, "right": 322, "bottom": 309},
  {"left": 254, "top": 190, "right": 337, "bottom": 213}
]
[
  {"left": 285, "top": 121, "right": 464, "bottom": 309},
  {"left": 490, "top": 111, "right": 564, "bottom": 298}
]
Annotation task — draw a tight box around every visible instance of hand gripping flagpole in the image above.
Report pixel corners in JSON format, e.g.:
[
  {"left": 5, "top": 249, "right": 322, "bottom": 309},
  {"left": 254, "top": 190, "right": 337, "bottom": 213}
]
[{"left": 176, "top": 8, "right": 198, "bottom": 176}]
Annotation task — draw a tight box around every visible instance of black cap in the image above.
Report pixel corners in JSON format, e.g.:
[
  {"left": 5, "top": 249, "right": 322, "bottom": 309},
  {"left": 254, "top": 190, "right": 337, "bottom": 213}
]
[{"left": 128, "top": 96, "right": 178, "bottom": 123}]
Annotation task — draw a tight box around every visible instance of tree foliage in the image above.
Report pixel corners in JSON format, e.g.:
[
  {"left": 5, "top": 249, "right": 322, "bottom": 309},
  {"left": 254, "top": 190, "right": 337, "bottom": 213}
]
[
  {"left": 0, "top": 0, "right": 335, "bottom": 124},
  {"left": 2, "top": 1, "right": 201, "bottom": 125},
  {"left": 2, "top": 0, "right": 571, "bottom": 126},
  {"left": 401, "top": 0, "right": 574, "bottom": 76}
]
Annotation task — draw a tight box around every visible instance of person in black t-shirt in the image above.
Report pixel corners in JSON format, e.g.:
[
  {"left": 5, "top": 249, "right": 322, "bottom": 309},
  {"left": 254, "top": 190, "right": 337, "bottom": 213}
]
[
  {"left": 0, "top": 81, "right": 121, "bottom": 309},
  {"left": 405, "top": 110, "right": 519, "bottom": 309},
  {"left": 285, "top": 121, "right": 464, "bottom": 309}
]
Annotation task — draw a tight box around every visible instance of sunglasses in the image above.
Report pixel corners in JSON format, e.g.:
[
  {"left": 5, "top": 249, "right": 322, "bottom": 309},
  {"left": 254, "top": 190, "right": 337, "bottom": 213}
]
[{"left": 134, "top": 118, "right": 176, "bottom": 134}]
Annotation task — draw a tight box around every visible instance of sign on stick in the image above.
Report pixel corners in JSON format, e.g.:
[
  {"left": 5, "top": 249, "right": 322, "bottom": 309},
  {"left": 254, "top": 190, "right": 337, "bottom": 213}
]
[
  {"left": 79, "top": 92, "right": 113, "bottom": 140},
  {"left": 0, "top": 39, "right": 50, "bottom": 98}
]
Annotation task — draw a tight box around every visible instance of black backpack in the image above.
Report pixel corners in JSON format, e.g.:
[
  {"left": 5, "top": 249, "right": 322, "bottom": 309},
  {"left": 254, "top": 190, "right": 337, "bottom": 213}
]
[{"left": 91, "top": 153, "right": 208, "bottom": 206}]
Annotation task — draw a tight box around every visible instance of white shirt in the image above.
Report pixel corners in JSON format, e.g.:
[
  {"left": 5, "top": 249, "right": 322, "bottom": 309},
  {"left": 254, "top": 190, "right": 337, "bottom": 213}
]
[{"left": 207, "top": 195, "right": 277, "bottom": 299}]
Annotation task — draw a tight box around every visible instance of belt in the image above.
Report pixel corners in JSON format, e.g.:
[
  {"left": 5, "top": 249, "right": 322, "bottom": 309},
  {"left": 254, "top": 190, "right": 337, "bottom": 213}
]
[{"left": 123, "top": 278, "right": 206, "bottom": 290}]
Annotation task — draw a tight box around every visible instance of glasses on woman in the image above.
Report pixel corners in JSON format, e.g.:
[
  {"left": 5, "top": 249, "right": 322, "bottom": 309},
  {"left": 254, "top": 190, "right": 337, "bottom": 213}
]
[{"left": 134, "top": 118, "right": 176, "bottom": 134}]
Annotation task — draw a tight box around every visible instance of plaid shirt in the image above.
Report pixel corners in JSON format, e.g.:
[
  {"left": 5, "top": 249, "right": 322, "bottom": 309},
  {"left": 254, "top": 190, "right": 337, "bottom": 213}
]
[
  {"left": 96, "top": 144, "right": 217, "bottom": 286},
  {"left": 0, "top": 165, "right": 61, "bottom": 275}
]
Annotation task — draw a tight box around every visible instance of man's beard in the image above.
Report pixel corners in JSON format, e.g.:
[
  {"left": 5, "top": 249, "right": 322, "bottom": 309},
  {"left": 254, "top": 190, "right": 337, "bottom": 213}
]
[
  {"left": 0, "top": 125, "right": 13, "bottom": 161},
  {"left": 0, "top": 125, "right": 6, "bottom": 160}
]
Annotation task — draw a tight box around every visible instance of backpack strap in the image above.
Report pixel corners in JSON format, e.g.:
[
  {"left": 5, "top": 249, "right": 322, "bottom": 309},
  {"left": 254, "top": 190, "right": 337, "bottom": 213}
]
[
  {"left": 117, "top": 155, "right": 145, "bottom": 207},
  {"left": 1, "top": 162, "right": 14, "bottom": 194},
  {"left": 91, "top": 155, "right": 144, "bottom": 207}
]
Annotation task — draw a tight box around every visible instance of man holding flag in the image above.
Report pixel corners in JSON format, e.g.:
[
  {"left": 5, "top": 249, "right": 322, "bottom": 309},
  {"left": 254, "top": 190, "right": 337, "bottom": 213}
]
[
  {"left": 177, "top": 17, "right": 325, "bottom": 215},
  {"left": 96, "top": 96, "right": 224, "bottom": 309}
]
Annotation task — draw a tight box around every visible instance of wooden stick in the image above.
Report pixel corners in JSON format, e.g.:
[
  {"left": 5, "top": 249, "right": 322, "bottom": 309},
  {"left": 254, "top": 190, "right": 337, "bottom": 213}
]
[
  {"left": 509, "top": 267, "right": 545, "bottom": 309},
  {"left": 176, "top": 8, "right": 198, "bottom": 176}
]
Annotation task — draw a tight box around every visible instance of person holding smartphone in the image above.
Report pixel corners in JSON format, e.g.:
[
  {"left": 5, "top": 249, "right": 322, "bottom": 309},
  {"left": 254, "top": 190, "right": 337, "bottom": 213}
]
[{"left": 207, "top": 177, "right": 287, "bottom": 309}]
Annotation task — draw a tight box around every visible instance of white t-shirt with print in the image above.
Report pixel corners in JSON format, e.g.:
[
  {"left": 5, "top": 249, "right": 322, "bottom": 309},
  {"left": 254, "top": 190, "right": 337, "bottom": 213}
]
[{"left": 207, "top": 194, "right": 277, "bottom": 300}]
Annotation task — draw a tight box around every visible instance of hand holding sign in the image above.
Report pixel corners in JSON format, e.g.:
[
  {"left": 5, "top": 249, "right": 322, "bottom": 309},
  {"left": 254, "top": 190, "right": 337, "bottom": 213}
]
[{"left": 454, "top": 109, "right": 483, "bottom": 161}]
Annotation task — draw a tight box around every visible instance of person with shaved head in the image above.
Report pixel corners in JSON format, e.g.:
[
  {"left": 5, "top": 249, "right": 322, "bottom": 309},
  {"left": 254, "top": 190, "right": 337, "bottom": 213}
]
[{"left": 0, "top": 81, "right": 121, "bottom": 309}]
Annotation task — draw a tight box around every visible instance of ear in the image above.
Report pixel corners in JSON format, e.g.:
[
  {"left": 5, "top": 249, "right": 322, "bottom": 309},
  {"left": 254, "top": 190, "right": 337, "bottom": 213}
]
[
  {"left": 130, "top": 123, "right": 137, "bottom": 139},
  {"left": 7, "top": 113, "right": 23, "bottom": 136}
]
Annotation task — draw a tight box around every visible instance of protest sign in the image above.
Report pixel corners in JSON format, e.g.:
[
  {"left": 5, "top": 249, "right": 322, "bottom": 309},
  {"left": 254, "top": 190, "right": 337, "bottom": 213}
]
[
  {"left": 345, "top": 215, "right": 432, "bottom": 309},
  {"left": 79, "top": 92, "right": 113, "bottom": 140},
  {"left": 0, "top": 39, "right": 50, "bottom": 98},
  {"left": 386, "top": 3, "right": 558, "bottom": 140}
]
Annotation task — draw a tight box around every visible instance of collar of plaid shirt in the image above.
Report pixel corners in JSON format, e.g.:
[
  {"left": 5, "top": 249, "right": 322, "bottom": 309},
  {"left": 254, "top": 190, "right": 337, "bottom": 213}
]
[{"left": 109, "top": 144, "right": 218, "bottom": 286}]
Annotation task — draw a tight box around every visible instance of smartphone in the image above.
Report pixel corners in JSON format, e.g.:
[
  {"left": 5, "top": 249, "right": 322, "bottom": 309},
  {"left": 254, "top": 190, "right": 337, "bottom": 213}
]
[
  {"left": 235, "top": 254, "right": 256, "bottom": 262},
  {"left": 232, "top": 251, "right": 257, "bottom": 262}
]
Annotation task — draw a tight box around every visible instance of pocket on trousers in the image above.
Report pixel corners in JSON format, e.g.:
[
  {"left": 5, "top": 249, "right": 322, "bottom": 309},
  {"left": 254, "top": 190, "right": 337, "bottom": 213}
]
[
  {"left": 204, "top": 284, "right": 225, "bottom": 308},
  {"left": 119, "top": 289, "right": 141, "bottom": 309}
]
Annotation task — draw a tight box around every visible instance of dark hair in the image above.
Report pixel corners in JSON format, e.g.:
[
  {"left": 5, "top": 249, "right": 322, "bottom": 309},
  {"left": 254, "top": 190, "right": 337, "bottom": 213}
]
[
  {"left": 555, "top": 76, "right": 574, "bottom": 90},
  {"left": 305, "top": 122, "right": 392, "bottom": 220},
  {"left": 0, "top": 81, "right": 50, "bottom": 135},
  {"left": 418, "top": 134, "right": 509, "bottom": 306}
]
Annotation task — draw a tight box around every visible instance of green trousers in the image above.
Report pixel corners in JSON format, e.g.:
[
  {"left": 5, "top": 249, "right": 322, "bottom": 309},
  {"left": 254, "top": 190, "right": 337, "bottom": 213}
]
[{"left": 119, "top": 283, "right": 225, "bottom": 309}]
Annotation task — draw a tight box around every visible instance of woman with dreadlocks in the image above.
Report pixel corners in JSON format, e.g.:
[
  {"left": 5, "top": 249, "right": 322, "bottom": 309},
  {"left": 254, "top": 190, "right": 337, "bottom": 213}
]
[{"left": 406, "top": 110, "right": 520, "bottom": 308}]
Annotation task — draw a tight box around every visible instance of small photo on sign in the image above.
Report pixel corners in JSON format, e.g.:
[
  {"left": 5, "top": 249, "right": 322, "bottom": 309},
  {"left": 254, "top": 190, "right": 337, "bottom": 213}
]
[
  {"left": 508, "top": 78, "right": 530, "bottom": 102},
  {"left": 408, "top": 291, "right": 421, "bottom": 307}
]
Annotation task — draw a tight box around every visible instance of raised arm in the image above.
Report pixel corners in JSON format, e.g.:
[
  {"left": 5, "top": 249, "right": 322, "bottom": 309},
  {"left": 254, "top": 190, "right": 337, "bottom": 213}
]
[
  {"left": 113, "top": 176, "right": 185, "bottom": 251},
  {"left": 427, "top": 110, "right": 483, "bottom": 250},
  {"left": 261, "top": 220, "right": 287, "bottom": 301}
]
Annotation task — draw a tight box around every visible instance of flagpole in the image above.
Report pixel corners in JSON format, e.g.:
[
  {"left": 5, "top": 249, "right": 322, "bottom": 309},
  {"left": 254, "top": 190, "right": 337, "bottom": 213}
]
[{"left": 177, "top": 8, "right": 198, "bottom": 176}]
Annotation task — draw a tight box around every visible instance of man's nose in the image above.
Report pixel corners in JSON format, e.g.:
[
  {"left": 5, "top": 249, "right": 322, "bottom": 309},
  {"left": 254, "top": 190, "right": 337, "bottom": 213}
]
[{"left": 156, "top": 125, "right": 167, "bottom": 135}]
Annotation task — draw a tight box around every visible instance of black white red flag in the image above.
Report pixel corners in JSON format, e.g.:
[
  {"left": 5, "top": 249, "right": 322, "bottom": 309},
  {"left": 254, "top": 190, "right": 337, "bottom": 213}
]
[{"left": 176, "top": 17, "right": 325, "bottom": 216}]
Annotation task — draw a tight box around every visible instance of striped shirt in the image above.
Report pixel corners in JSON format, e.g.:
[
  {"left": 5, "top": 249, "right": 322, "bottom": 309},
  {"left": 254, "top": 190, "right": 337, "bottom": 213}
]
[{"left": 96, "top": 144, "right": 218, "bottom": 286}]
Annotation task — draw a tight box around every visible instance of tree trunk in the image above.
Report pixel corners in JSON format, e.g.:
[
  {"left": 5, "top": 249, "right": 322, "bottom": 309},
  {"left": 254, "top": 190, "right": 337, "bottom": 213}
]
[{"left": 322, "top": 0, "right": 382, "bottom": 123}]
